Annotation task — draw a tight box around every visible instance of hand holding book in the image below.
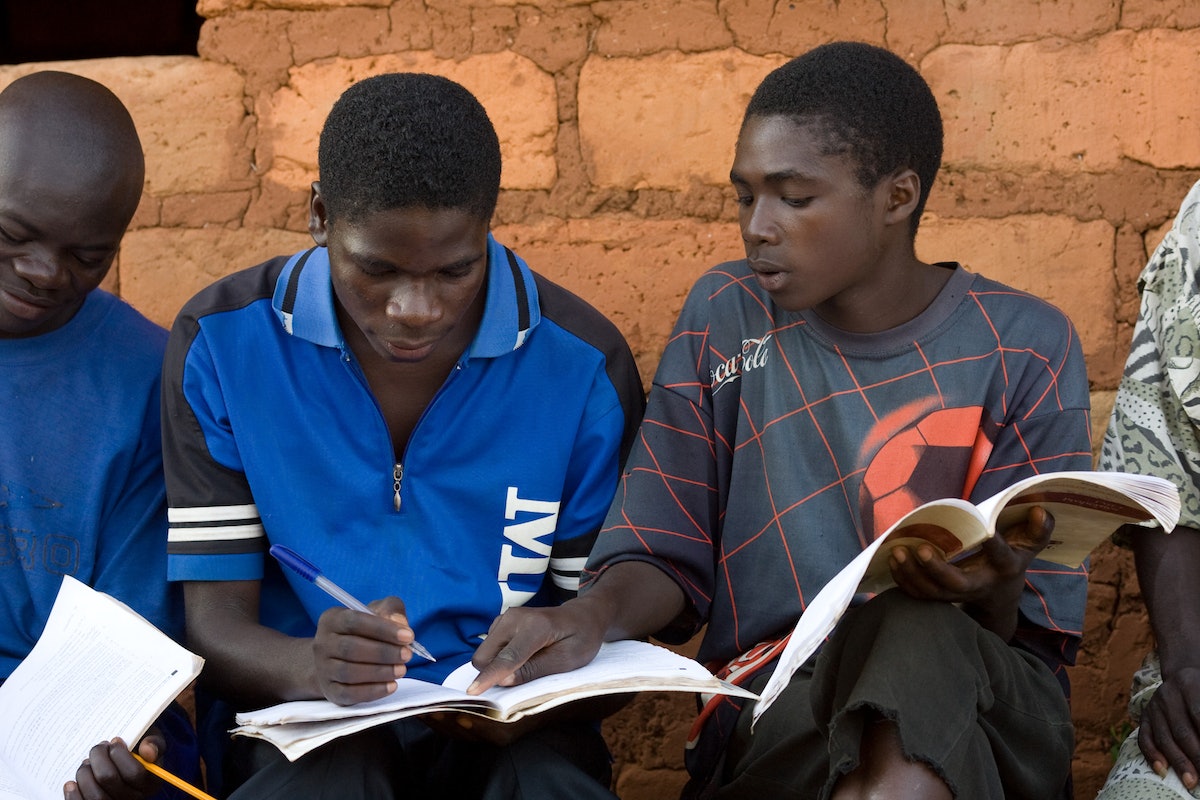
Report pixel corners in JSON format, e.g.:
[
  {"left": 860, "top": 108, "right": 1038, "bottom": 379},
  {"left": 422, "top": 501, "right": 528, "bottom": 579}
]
[
  {"left": 0, "top": 577, "right": 204, "bottom": 800},
  {"left": 750, "top": 470, "right": 1182, "bottom": 728}
]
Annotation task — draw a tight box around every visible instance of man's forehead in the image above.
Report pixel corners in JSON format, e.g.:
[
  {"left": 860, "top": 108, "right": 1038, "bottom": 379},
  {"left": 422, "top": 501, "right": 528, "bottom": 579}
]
[
  {"left": 0, "top": 125, "right": 112, "bottom": 195},
  {"left": 0, "top": 132, "right": 140, "bottom": 243}
]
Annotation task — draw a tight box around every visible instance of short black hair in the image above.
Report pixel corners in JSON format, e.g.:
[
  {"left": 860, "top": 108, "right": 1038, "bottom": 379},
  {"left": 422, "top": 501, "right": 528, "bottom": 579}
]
[
  {"left": 743, "top": 41, "right": 943, "bottom": 235},
  {"left": 317, "top": 72, "right": 501, "bottom": 223}
]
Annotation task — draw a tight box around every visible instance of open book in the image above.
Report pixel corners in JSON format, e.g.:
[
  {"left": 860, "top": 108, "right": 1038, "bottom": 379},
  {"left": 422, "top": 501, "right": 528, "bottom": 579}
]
[
  {"left": 750, "top": 470, "right": 1181, "bottom": 727},
  {"left": 234, "top": 639, "right": 758, "bottom": 761},
  {"left": 857, "top": 470, "right": 1181, "bottom": 593},
  {"left": 0, "top": 576, "right": 204, "bottom": 800}
]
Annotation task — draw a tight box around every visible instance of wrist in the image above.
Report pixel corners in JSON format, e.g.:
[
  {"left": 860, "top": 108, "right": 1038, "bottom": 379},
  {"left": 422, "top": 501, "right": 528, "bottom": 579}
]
[
  {"left": 964, "top": 584, "right": 1022, "bottom": 641},
  {"left": 1157, "top": 645, "right": 1200, "bottom": 678},
  {"left": 567, "top": 587, "right": 622, "bottom": 641}
]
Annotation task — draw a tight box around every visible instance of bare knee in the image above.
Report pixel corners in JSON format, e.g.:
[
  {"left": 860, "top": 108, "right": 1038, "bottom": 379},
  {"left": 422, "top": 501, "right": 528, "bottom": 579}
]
[{"left": 831, "top": 718, "right": 952, "bottom": 800}]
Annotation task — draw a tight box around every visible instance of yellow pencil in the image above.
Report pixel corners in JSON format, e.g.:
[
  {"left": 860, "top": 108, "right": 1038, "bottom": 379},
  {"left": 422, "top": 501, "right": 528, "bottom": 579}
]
[{"left": 131, "top": 753, "right": 218, "bottom": 800}]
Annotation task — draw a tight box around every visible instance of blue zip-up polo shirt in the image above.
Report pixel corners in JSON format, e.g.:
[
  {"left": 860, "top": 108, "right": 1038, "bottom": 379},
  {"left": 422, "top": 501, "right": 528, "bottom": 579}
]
[{"left": 164, "top": 235, "right": 643, "bottom": 682}]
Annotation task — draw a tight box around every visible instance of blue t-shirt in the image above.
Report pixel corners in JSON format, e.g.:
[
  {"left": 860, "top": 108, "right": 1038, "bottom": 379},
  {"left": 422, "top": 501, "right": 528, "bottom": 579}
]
[
  {"left": 164, "top": 237, "right": 644, "bottom": 683},
  {"left": 0, "top": 291, "right": 198, "bottom": 797},
  {"left": 0, "top": 290, "right": 177, "bottom": 677}
]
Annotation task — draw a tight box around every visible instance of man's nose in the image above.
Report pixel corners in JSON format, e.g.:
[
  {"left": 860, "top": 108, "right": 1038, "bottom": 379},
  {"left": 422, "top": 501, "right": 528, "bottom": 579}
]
[
  {"left": 13, "top": 248, "right": 70, "bottom": 292},
  {"left": 386, "top": 281, "right": 441, "bottom": 327},
  {"left": 740, "top": 199, "right": 779, "bottom": 247}
]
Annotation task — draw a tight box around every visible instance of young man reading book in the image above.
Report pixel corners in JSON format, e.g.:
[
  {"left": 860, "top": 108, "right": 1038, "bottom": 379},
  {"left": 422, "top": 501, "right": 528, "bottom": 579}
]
[
  {"left": 162, "top": 73, "right": 644, "bottom": 799},
  {"left": 1098, "top": 181, "right": 1200, "bottom": 800},
  {"left": 469, "top": 41, "right": 1093, "bottom": 799},
  {"left": 0, "top": 72, "right": 199, "bottom": 800}
]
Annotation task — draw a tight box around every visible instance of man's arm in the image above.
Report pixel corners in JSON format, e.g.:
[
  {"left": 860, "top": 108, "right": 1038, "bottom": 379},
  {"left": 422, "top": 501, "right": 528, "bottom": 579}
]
[
  {"left": 467, "top": 561, "right": 685, "bottom": 694},
  {"left": 1131, "top": 524, "right": 1200, "bottom": 790},
  {"left": 184, "top": 580, "right": 419, "bottom": 709}
]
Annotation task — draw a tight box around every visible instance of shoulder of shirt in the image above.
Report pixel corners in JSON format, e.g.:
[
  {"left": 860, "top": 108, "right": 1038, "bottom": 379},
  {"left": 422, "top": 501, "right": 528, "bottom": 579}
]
[
  {"left": 960, "top": 269, "right": 1073, "bottom": 321},
  {"left": 175, "top": 255, "right": 292, "bottom": 324},
  {"left": 531, "top": 271, "right": 632, "bottom": 356},
  {"left": 90, "top": 289, "right": 168, "bottom": 355}
]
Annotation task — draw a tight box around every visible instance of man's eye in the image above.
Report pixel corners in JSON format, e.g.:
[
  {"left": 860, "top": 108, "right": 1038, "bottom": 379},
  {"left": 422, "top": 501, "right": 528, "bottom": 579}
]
[
  {"left": 784, "top": 197, "right": 814, "bottom": 208},
  {"left": 74, "top": 252, "right": 110, "bottom": 268},
  {"left": 735, "top": 195, "right": 754, "bottom": 207},
  {"left": 0, "top": 225, "right": 25, "bottom": 245}
]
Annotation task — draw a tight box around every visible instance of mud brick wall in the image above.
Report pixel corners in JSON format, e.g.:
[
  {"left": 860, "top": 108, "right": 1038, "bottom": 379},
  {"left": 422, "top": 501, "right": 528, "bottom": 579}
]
[{"left": 5, "top": 2, "right": 1200, "bottom": 796}]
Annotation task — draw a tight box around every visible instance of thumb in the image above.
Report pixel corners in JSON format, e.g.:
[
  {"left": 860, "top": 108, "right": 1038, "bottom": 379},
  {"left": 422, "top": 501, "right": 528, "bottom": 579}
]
[
  {"left": 134, "top": 735, "right": 163, "bottom": 764},
  {"left": 1002, "top": 506, "right": 1054, "bottom": 553}
]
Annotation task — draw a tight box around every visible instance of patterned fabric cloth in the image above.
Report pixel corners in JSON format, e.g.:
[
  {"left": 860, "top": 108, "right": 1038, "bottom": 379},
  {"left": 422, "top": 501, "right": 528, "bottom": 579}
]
[
  {"left": 1097, "top": 652, "right": 1199, "bottom": 799},
  {"left": 1099, "top": 180, "right": 1200, "bottom": 799},
  {"left": 1102, "top": 180, "right": 1200, "bottom": 530}
]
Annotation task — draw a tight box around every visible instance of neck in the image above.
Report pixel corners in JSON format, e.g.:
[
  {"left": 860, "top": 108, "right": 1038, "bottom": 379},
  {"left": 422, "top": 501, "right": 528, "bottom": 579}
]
[{"left": 814, "top": 256, "right": 952, "bottom": 334}]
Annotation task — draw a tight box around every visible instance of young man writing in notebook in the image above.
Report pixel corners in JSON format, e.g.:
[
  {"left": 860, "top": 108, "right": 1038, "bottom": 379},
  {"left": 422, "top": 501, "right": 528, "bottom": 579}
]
[
  {"left": 162, "top": 73, "right": 643, "bottom": 799},
  {"left": 0, "top": 71, "right": 199, "bottom": 799},
  {"left": 470, "top": 41, "right": 1092, "bottom": 799}
]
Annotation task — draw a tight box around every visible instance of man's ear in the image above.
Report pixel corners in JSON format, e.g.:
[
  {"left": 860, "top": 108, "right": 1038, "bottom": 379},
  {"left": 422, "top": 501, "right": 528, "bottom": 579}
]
[
  {"left": 883, "top": 169, "right": 921, "bottom": 227},
  {"left": 308, "top": 181, "right": 329, "bottom": 246}
]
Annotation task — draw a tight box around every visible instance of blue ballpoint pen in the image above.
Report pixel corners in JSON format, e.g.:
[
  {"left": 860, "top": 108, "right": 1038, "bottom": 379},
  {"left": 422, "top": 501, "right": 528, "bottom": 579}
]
[{"left": 270, "top": 544, "right": 436, "bottom": 662}]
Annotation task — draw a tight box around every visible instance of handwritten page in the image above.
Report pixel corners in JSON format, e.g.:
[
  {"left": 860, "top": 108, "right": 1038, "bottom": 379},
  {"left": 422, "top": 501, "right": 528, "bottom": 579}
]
[{"left": 0, "top": 576, "right": 203, "bottom": 800}]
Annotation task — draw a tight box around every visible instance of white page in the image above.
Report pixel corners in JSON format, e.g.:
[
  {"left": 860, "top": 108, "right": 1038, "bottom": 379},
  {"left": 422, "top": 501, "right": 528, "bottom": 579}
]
[
  {"left": 235, "top": 678, "right": 492, "bottom": 726},
  {"left": 441, "top": 639, "right": 753, "bottom": 717},
  {"left": 231, "top": 701, "right": 480, "bottom": 761},
  {"left": 240, "top": 640, "right": 752, "bottom": 728},
  {"left": 0, "top": 750, "right": 31, "bottom": 800},
  {"left": 0, "top": 576, "right": 202, "bottom": 800},
  {"left": 751, "top": 535, "right": 888, "bottom": 727}
]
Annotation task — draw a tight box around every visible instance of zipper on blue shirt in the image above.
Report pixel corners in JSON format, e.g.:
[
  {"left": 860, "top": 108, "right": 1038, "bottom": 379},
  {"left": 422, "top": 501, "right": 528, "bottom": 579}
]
[
  {"left": 338, "top": 342, "right": 468, "bottom": 513},
  {"left": 393, "top": 463, "right": 403, "bottom": 511},
  {"left": 387, "top": 359, "right": 467, "bottom": 510}
]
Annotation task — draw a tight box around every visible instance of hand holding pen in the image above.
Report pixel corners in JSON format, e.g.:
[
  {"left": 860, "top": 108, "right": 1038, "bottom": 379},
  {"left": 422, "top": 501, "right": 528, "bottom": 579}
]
[{"left": 271, "top": 544, "right": 435, "bottom": 662}]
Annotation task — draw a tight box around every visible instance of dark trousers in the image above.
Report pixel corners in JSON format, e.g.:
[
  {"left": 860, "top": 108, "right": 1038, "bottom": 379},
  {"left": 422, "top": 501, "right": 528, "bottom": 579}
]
[
  {"left": 224, "top": 717, "right": 617, "bottom": 800},
  {"left": 715, "top": 590, "right": 1074, "bottom": 799}
]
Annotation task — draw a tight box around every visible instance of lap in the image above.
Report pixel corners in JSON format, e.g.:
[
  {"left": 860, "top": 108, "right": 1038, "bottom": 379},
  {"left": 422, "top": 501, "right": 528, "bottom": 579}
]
[
  {"left": 717, "top": 591, "right": 1073, "bottom": 800},
  {"left": 225, "top": 717, "right": 616, "bottom": 800}
]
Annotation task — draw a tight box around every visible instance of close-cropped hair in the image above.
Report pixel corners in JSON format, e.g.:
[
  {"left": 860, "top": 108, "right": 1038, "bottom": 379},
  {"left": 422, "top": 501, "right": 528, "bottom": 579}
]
[
  {"left": 744, "top": 41, "right": 943, "bottom": 234},
  {"left": 317, "top": 72, "right": 502, "bottom": 223}
]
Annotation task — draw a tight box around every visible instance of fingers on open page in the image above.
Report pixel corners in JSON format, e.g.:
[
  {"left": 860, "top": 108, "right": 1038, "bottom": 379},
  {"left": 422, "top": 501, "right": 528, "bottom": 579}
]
[{"left": 468, "top": 623, "right": 550, "bottom": 694}]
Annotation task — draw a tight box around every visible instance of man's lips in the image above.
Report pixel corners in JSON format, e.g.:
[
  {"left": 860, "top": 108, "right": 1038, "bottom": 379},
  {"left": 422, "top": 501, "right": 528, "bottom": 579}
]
[
  {"left": 747, "top": 261, "right": 789, "bottom": 292},
  {"left": 1, "top": 286, "right": 54, "bottom": 306},
  {"left": 748, "top": 258, "right": 786, "bottom": 275},
  {"left": 0, "top": 286, "right": 57, "bottom": 318},
  {"left": 383, "top": 339, "right": 437, "bottom": 359}
]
